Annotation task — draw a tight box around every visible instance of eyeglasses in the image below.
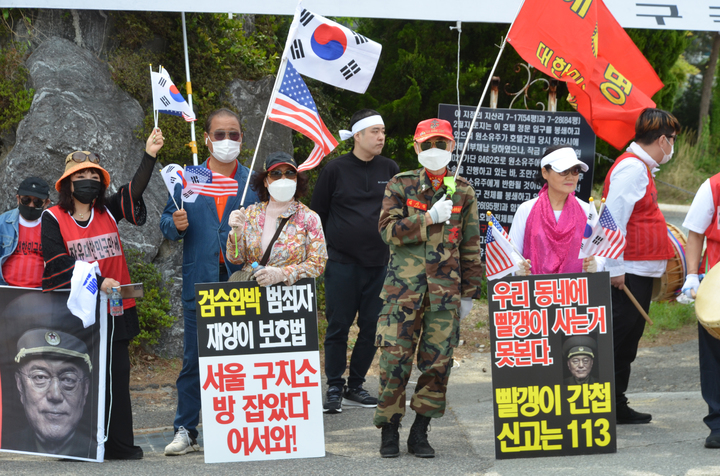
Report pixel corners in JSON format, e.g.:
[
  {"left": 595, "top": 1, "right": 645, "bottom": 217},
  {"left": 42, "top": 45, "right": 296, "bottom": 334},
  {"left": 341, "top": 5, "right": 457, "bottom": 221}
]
[
  {"left": 211, "top": 130, "right": 242, "bottom": 142},
  {"left": 569, "top": 357, "right": 592, "bottom": 366},
  {"left": 268, "top": 169, "right": 298, "bottom": 180},
  {"left": 419, "top": 140, "right": 450, "bottom": 151},
  {"left": 19, "top": 370, "right": 85, "bottom": 393},
  {"left": 20, "top": 196, "right": 44, "bottom": 208},
  {"left": 67, "top": 151, "right": 100, "bottom": 164},
  {"left": 557, "top": 166, "right": 583, "bottom": 177}
]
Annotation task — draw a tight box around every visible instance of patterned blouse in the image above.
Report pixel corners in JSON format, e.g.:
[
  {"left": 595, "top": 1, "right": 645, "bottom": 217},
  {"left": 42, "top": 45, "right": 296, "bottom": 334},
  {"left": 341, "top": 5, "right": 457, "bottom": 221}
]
[{"left": 226, "top": 200, "right": 327, "bottom": 285}]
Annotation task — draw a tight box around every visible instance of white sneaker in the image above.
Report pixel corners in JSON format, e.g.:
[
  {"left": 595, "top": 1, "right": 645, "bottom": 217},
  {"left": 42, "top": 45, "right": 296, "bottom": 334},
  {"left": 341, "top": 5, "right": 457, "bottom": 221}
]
[{"left": 164, "top": 426, "right": 200, "bottom": 455}]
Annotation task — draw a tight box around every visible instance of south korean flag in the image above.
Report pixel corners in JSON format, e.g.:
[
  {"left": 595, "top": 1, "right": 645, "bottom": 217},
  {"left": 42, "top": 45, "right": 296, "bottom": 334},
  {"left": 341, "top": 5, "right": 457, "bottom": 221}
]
[{"left": 283, "top": 4, "right": 382, "bottom": 94}]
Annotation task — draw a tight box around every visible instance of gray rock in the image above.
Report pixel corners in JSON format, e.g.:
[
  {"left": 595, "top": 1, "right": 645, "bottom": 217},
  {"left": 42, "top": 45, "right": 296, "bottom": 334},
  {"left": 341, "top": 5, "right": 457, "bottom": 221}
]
[
  {"left": 30, "top": 9, "right": 113, "bottom": 57},
  {"left": 225, "top": 76, "right": 294, "bottom": 171}
]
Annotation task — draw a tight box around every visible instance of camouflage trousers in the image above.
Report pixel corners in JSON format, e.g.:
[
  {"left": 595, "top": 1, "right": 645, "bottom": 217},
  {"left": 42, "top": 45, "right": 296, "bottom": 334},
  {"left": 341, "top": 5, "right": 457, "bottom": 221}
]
[{"left": 372, "top": 297, "right": 460, "bottom": 427}]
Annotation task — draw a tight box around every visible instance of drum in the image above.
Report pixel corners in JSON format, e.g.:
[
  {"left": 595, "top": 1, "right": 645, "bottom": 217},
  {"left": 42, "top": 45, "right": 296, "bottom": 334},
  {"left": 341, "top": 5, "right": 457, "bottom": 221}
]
[
  {"left": 696, "top": 262, "right": 720, "bottom": 340},
  {"left": 651, "top": 224, "right": 687, "bottom": 302}
]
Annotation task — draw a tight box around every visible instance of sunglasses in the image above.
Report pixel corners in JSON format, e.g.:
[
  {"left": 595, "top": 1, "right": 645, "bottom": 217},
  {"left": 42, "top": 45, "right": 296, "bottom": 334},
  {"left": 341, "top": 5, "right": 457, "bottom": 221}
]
[
  {"left": 20, "top": 196, "right": 45, "bottom": 208},
  {"left": 211, "top": 130, "right": 242, "bottom": 142},
  {"left": 419, "top": 140, "right": 450, "bottom": 151},
  {"left": 268, "top": 169, "right": 298, "bottom": 179},
  {"left": 67, "top": 151, "right": 100, "bottom": 164},
  {"left": 557, "top": 166, "right": 583, "bottom": 177}
]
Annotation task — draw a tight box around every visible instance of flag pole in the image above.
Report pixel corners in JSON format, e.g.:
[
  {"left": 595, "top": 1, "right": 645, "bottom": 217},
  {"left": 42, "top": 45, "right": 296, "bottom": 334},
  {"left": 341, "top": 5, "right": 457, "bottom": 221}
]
[
  {"left": 181, "top": 12, "right": 198, "bottom": 166},
  {"left": 150, "top": 64, "right": 158, "bottom": 129},
  {"left": 453, "top": 0, "right": 527, "bottom": 181}
]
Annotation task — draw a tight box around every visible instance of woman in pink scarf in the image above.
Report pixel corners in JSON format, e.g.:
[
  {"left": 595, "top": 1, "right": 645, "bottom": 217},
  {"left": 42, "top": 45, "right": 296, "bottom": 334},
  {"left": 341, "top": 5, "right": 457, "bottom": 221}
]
[{"left": 508, "top": 145, "right": 600, "bottom": 275}]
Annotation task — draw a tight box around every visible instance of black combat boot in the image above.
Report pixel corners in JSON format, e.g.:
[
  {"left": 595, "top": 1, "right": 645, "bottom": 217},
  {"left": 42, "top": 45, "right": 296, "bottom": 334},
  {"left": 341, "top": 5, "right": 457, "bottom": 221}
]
[
  {"left": 407, "top": 413, "right": 435, "bottom": 458},
  {"left": 380, "top": 422, "right": 400, "bottom": 458}
]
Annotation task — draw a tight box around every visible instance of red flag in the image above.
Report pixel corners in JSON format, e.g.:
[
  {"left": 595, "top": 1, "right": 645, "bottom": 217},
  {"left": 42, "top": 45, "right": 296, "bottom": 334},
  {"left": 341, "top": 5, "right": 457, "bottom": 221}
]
[
  {"left": 507, "top": 0, "right": 663, "bottom": 149},
  {"left": 269, "top": 61, "right": 338, "bottom": 172}
]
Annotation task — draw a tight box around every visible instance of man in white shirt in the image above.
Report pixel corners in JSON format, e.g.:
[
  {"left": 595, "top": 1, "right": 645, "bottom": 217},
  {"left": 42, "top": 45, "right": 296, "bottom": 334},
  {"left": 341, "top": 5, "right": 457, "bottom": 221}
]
[{"left": 602, "top": 108, "right": 680, "bottom": 424}]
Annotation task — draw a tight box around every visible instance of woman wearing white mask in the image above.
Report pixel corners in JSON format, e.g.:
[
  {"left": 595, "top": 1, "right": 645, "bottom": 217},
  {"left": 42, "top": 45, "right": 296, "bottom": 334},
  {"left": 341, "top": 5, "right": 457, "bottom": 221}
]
[{"left": 226, "top": 151, "right": 327, "bottom": 286}]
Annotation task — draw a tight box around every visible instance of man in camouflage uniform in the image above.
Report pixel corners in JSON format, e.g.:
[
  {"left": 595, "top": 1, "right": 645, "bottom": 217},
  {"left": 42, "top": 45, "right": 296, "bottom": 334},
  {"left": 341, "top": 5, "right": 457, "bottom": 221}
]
[{"left": 374, "top": 118, "right": 483, "bottom": 458}]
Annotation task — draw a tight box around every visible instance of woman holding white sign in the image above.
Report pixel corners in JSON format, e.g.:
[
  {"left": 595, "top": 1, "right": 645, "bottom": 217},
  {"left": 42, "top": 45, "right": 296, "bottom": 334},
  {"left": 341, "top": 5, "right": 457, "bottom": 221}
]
[
  {"left": 226, "top": 151, "right": 327, "bottom": 285},
  {"left": 508, "top": 145, "right": 601, "bottom": 275}
]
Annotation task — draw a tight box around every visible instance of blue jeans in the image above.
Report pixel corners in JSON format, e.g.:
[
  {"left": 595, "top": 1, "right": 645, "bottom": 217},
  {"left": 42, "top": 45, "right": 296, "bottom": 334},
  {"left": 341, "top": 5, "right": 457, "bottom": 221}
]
[
  {"left": 173, "top": 267, "right": 228, "bottom": 438},
  {"left": 323, "top": 260, "right": 386, "bottom": 389}
]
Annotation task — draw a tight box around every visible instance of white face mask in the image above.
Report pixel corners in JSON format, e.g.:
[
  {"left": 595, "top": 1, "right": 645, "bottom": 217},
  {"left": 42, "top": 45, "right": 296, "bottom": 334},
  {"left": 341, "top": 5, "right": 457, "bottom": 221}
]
[
  {"left": 659, "top": 136, "right": 674, "bottom": 165},
  {"left": 207, "top": 137, "right": 241, "bottom": 163},
  {"left": 267, "top": 178, "right": 296, "bottom": 202},
  {"left": 418, "top": 148, "right": 452, "bottom": 171}
]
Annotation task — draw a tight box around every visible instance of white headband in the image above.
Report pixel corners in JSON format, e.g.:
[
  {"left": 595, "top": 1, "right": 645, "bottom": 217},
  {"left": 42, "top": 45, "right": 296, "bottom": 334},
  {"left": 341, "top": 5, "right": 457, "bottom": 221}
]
[{"left": 339, "top": 115, "right": 384, "bottom": 141}]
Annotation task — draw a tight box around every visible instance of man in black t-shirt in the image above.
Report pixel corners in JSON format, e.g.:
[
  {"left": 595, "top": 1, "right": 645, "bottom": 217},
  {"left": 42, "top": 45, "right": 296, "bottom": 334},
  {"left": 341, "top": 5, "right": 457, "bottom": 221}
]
[{"left": 311, "top": 109, "right": 399, "bottom": 414}]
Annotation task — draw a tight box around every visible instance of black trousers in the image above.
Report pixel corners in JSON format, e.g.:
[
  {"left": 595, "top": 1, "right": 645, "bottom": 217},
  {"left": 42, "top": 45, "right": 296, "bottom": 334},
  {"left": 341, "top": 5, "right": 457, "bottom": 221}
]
[
  {"left": 699, "top": 323, "right": 720, "bottom": 433},
  {"left": 611, "top": 273, "right": 653, "bottom": 406},
  {"left": 104, "top": 338, "right": 140, "bottom": 458},
  {"left": 323, "top": 260, "right": 386, "bottom": 389}
]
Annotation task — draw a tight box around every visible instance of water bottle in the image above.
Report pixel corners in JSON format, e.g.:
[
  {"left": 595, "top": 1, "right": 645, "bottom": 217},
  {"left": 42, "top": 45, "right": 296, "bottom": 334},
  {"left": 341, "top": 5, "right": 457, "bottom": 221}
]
[
  {"left": 110, "top": 287, "right": 124, "bottom": 316},
  {"left": 251, "top": 261, "right": 265, "bottom": 278}
]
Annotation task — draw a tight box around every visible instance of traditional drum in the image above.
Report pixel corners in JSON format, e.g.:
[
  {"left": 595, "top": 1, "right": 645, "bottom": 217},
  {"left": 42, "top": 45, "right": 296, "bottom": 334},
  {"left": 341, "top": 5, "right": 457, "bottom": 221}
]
[
  {"left": 651, "top": 223, "right": 687, "bottom": 302},
  {"left": 696, "top": 262, "right": 720, "bottom": 340}
]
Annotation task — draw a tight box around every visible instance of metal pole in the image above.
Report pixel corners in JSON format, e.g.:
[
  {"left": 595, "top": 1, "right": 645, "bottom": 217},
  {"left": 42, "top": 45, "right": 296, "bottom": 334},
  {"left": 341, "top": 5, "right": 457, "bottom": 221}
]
[{"left": 181, "top": 12, "right": 198, "bottom": 166}]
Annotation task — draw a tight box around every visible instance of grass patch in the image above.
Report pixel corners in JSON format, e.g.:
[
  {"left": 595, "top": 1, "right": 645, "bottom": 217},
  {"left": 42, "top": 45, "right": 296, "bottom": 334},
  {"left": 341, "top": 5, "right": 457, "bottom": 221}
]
[{"left": 642, "top": 300, "right": 697, "bottom": 341}]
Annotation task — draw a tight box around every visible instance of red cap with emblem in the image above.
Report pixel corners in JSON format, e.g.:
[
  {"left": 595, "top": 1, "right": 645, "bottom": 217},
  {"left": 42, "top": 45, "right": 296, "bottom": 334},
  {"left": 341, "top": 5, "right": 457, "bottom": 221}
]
[{"left": 414, "top": 118, "right": 454, "bottom": 143}]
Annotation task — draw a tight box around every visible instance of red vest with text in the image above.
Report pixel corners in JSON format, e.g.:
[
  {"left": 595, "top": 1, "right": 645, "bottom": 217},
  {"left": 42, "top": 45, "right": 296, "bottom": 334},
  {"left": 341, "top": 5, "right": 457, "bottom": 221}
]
[
  {"left": 3, "top": 222, "right": 44, "bottom": 287},
  {"left": 47, "top": 206, "right": 135, "bottom": 309},
  {"left": 703, "top": 173, "right": 720, "bottom": 271},
  {"left": 602, "top": 152, "right": 673, "bottom": 261}
]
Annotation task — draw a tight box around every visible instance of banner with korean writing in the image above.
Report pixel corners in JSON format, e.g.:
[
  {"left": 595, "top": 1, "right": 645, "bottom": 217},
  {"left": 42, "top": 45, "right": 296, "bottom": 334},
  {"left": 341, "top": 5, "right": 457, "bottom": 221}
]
[
  {"left": 437, "top": 104, "right": 596, "bottom": 260},
  {"left": 488, "top": 272, "right": 615, "bottom": 459},
  {"left": 195, "top": 278, "right": 324, "bottom": 464}
]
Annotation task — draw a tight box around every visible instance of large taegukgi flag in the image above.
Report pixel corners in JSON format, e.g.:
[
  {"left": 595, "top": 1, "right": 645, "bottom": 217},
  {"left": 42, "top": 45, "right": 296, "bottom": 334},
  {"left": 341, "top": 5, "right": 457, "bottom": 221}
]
[
  {"left": 507, "top": 0, "right": 663, "bottom": 149},
  {"left": 284, "top": 4, "right": 382, "bottom": 94}
]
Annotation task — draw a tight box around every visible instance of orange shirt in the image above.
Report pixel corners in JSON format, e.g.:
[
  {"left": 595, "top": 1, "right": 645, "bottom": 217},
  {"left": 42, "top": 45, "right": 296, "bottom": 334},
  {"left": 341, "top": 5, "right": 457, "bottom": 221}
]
[{"left": 209, "top": 161, "right": 238, "bottom": 264}]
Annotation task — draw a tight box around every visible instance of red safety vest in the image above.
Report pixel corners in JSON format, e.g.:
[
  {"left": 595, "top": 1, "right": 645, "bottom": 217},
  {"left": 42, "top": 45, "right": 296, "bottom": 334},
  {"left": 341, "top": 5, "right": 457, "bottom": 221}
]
[
  {"left": 703, "top": 173, "right": 720, "bottom": 271},
  {"left": 46, "top": 206, "right": 136, "bottom": 309},
  {"left": 602, "top": 152, "right": 673, "bottom": 261}
]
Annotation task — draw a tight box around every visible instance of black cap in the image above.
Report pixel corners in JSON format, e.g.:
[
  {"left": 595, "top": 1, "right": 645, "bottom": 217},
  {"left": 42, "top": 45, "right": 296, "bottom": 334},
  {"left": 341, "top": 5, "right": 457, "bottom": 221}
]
[
  {"left": 18, "top": 177, "right": 50, "bottom": 199},
  {"left": 263, "top": 151, "right": 298, "bottom": 172},
  {"left": 563, "top": 336, "right": 596, "bottom": 359},
  {"left": 15, "top": 328, "right": 92, "bottom": 373}
]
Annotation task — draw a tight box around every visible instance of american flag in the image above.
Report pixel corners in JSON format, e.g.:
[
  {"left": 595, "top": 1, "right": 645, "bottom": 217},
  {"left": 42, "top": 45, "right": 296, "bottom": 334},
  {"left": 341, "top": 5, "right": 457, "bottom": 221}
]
[
  {"left": 268, "top": 61, "right": 338, "bottom": 172},
  {"left": 181, "top": 166, "right": 238, "bottom": 203},
  {"left": 579, "top": 203, "right": 626, "bottom": 259},
  {"left": 485, "top": 215, "right": 519, "bottom": 281}
]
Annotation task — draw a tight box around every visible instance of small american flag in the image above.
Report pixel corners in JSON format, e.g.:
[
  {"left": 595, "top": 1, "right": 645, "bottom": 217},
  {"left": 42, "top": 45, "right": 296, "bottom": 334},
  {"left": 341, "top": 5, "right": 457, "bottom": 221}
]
[
  {"left": 268, "top": 61, "right": 338, "bottom": 172},
  {"left": 593, "top": 205, "right": 626, "bottom": 259},
  {"left": 181, "top": 166, "right": 238, "bottom": 203},
  {"left": 485, "top": 215, "right": 519, "bottom": 280}
]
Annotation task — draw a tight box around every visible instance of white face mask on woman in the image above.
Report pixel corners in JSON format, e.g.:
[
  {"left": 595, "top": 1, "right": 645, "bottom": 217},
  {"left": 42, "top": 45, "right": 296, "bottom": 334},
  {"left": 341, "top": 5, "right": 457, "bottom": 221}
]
[
  {"left": 206, "top": 137, "right": 241, "bottom": 163},
  {"left": 418, "top": 148, "right": 453, "bottom": 171},
  {"left": 267, "top": 178, "right": 296, "bottom": 202}
]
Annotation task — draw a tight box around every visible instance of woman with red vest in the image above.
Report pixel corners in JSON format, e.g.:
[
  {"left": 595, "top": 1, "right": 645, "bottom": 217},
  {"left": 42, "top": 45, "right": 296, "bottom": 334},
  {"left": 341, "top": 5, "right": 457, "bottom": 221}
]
[
  {"left": 682, "top": 175, "right": 720, "bottom": 448},
  {"left": 41, "top": 129, "right": 164, "bottom": 459},
  {"left": 508, "top": 144, "right": 600, "bottom": 276},
  {"left": 603, "top": 108, "right": 680, "bottom": 425}
]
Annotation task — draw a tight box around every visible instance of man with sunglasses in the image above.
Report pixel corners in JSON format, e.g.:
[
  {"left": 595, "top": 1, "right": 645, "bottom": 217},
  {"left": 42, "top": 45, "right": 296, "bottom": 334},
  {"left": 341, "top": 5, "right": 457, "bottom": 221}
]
[
  {"left": 160, "top": 108, "right": 259, "bottom": 456},
  {"left": 602, "top": 107, "right": 680, "bottom": 425},
  {"left": 0, "top": 177, "right": 51, "bottom": 287},
  {"left": 374, "top": 118, "right": 483, "bottom": 458},
  {"left": 310, "top": 109, "right": 399, "bottom": 415}
]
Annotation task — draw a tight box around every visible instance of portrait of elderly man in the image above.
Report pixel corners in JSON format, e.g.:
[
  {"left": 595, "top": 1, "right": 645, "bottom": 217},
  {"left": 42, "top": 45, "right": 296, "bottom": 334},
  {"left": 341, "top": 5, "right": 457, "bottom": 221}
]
[
  {"left": 563, "top": 336, "right": 596, "bottom": 385},
  {"left": 13, "top": 328, "right": 93, "bottom": 456}
]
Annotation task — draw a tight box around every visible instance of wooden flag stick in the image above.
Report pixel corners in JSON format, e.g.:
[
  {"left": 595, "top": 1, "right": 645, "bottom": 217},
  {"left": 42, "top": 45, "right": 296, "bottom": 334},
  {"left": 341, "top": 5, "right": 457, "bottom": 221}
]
[{"left": 622, "top": 285, "right": 653, "bottom": 325}]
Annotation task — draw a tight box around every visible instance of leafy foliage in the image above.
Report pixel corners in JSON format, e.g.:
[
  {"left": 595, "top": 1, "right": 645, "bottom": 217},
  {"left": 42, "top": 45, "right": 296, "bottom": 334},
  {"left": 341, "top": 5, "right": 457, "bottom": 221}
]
[
  {"left": 0, "top": 43, "right": 33, "bottom": 131},
  {"left": 125, "top": 248, "right": 174, "bottom": 349}
]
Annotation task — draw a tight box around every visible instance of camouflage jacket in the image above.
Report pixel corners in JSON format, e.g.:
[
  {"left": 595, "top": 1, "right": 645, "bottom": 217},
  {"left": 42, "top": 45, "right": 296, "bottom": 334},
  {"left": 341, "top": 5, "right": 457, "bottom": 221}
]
[{"left": 379, "top": 169, "right": 484, "bottom": 311}]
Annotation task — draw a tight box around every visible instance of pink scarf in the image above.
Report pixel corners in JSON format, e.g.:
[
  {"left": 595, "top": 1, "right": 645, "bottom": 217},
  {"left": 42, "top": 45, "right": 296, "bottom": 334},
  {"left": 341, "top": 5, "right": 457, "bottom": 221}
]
[{"left": 524, "top": 184, "right": 585, "bottom": 275}]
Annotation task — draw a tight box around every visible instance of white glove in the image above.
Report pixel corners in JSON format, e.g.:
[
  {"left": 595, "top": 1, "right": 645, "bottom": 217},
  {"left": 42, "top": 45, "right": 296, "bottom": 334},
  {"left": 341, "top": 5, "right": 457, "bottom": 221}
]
[
  {"left": 428, "top": 197, "right": 452, "bottom": 224},
  {"left": 255, "top": 266, "right": 286, "bottom": 287},
  {"left": 229, "top": 208, "right": 246, "bottom": 229},
  {"left": 682, "top": 274, "right": 700, "bottom": 299},
  {"left": 516, "top": 259, "right": 532, "bottom": 276},
  {"left": 459, "top": 297, "right": 473, "bottom": 320},
  {"left": 582, "top": 256, "right": 597, "bottom": 273}
]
